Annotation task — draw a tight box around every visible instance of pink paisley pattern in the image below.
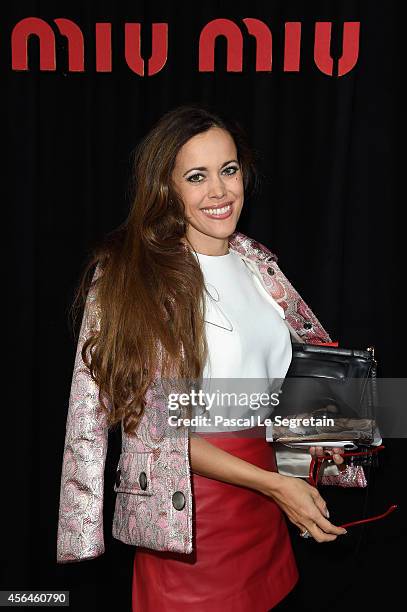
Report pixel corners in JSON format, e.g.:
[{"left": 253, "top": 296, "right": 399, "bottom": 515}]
[
  {"left": 228, "top": 232, "right": 332, "bottom": 344},
  {"left": 320, "top": 465, "right": 367, "bottom": 487},
  {"left": 56, "top": 268, "right": 109, "bottom": 563},
  {"left": 56, "top": 232, "right": 331, "bottom": 563}
]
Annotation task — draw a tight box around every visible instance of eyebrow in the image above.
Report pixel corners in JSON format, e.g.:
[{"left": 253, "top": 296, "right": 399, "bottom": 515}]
[{"left": 182, "top": 159, "right": 239, "bottom": 177}]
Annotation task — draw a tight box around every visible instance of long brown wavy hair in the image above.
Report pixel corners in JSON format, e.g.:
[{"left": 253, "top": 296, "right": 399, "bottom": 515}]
[{"left": 70, "top": 104, "right": 258, "bottom": 435}]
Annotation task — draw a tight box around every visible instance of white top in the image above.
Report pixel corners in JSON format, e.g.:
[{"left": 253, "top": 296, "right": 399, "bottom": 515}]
[
  {"left": 190, "top": 248, "right": 347, "bottom": 481},
  {"left": 191, "top": 249, "right": 292, "bottom": 432}
]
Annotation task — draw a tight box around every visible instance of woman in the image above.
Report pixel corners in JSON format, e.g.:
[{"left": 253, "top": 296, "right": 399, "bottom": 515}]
[{"left": 56, "top": 105, "right": 346, "bottom": 611}]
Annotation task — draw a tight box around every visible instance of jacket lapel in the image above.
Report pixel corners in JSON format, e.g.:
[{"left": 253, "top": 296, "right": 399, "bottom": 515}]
[
  {"left": 228, "top": 231, "right": 331, "bottom": 344},
  {"left": 235, "top": 254, "right": 304, "bottom": 342}
]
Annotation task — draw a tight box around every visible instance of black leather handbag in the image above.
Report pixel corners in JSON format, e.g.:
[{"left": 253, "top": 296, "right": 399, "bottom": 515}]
[
  {"left": 274, "top": 342, "right": 398, "bottom": 526},
  {"left": 273, "top": 342, "right": 379, "bottom": 447}
]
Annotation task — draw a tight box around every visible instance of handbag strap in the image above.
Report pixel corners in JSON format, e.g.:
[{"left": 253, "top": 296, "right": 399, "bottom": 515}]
[{"left": 309, "top": 445, "right": 385, "bottom": 487}]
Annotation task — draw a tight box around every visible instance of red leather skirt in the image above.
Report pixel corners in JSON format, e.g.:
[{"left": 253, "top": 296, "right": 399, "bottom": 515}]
[{"left": 132, "top": 429, "right": 298, "bottom": 611}]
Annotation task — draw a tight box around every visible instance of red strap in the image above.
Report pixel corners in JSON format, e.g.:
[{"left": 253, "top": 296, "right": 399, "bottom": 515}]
[
  {"left": 308, "top": 445, "right": 385, "bottom": 487},
  {"left": 339, "top": 505, "right": 398, "bottom": 529},
  {"left": 308, "top": 446, "right": 398, "bottom": 528}
]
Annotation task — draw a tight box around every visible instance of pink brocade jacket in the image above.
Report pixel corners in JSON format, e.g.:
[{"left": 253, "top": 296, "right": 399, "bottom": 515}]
[{"left": 56, "top": 231, "right": 331, "bottom": 563}]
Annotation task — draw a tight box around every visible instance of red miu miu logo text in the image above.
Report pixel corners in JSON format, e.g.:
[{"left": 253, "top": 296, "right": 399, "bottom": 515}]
[{"left": 11, "top": 18, "right": 360, "bottom": 77}]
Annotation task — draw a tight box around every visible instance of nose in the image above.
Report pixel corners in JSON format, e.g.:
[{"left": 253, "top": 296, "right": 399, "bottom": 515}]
[{"left": 208, "top": 174, "right": 226, "bottom": 199}]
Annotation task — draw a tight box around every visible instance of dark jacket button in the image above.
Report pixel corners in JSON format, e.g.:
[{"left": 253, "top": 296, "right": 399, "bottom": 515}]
[
  {"left": 172, "top": 491, "right": 186, "bottom": 510},
  {"left": 139, "top": 471, "right": 147, "bottom": 490},
  {"left": 303, "top": 321, "right": 313, "bottom": 329},
  {"left": 267, "top": 267, "right": 275, "bottom": 276},
  {"left": 115, "top": 469, "right": 121, "bottom": 488}
]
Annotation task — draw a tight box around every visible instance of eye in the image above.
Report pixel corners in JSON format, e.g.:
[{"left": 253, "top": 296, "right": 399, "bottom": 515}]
[
  {"left": 187, "top": 173, "right": 204, "bottom": 183},
  {"left": 222, "top": 165, "right": 239, "bottom": 176}
]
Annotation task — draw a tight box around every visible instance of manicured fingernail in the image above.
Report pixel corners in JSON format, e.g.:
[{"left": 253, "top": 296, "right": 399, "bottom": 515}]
[{"left": 325, "top": 509, "right": 330, "bottom": 518}]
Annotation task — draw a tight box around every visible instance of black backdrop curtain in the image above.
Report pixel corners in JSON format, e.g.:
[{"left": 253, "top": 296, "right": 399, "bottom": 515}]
[{"left": 4, "top": 1, "right": 404, "bottom": 610}]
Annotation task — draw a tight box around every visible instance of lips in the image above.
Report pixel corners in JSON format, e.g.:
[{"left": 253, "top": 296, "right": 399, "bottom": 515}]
[{"left": 200, "top": 201, "right": 234, "bottom": 219}]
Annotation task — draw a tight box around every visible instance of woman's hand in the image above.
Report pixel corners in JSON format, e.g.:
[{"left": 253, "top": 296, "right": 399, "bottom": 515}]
[
  {"left": 259, "top": 473, "right": 348, "bottom": 542},
  {"left": 189, "top": 435, "right": 347, "bottom": 542},
  {"left": 309, "top": 446, "right": 345, "bottom": 466}
]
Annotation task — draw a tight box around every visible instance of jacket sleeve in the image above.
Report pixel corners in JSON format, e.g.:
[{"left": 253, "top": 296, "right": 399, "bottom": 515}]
[{"left": 56, "top": 265, "right": 109, "bottom": 563}]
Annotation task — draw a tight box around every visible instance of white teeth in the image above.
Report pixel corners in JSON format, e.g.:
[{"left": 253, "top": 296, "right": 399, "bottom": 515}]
[{"left": 201, "top": 204, "right": 232, "bottom": 216}]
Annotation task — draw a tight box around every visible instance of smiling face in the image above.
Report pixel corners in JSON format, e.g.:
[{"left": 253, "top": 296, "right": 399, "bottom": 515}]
[{"left": 171, "top": 127, "right": 244, "bottom": 255}]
